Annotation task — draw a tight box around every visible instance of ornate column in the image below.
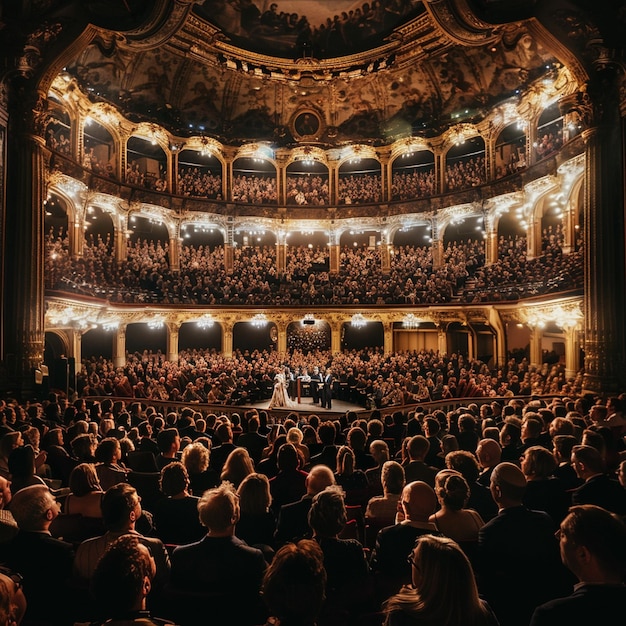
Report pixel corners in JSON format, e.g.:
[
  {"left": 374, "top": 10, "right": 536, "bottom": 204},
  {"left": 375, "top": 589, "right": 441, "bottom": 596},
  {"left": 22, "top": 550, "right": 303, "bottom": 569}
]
[
  {"left": 437, "top": 325, "right": 447, "bottom": 355},
  {"left": 2, "top": 88, "right": 48, "bottom": 396},
  {"left": 69, "top": 328, "right": 82, "bottom": 367},
  {"left": 330, "top": 317, "right": 342, "bottom": 355},
  {"left": 276, "top": 318, "right": 288, "bottom": 354},
  {"left": 112, "top": 324, "right": 127, "bottom": 368},
  {"left": 168, "top": 223, "right": 180, "bottom": 273},
  {"left": 484, "top": 214, "right": 498, "bottom": 266},
  {"left": 275, "top": 229, "right": 287, "bottom": 276},
  {"left": 380, "top": 230, "right": 391, "bottom": 275},
  {"left": 383, "top": 320, "right": 393, "bottom": 355},
  {"left": 221, "top": 319, "right": 233, "bottom": 358},
  {"left": 580, "top": 66, "right": 626, "bottom": 393},
  {"left": 564, "top": 326, "right": 581, "bottom": 381},
  {"left": 166, "top": 322, "right": 180, "bottom": 364},
  {"left": 224, "top": 221, "right": 234, "bottom": 275},
  {"left": 528, "top": 325, "right": 543, "bottom": 369},
  {"left": 431, "top": 219, "right": 443, "bottom": 268},
  {"left": 328, "top": 230, "right": 340, "bottom": 275}
]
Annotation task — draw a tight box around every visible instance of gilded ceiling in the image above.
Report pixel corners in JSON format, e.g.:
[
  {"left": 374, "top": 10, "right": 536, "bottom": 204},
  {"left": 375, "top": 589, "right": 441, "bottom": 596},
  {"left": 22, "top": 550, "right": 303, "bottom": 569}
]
[{"left": 63, "top": 6, "right": 556, "bottom": 146}]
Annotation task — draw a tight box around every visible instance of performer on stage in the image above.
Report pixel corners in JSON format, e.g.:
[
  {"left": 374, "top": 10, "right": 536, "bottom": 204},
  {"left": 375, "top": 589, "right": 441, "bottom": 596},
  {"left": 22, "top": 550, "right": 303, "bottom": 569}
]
[
  {"left": 268, "top": 368, "right": 296, "bottom": 409},
  {"left": 321, "top": 367, "right": 334, "bottom": 410},
  {"left": 310, "top": 366, "right": 323, "bottom": 405}
]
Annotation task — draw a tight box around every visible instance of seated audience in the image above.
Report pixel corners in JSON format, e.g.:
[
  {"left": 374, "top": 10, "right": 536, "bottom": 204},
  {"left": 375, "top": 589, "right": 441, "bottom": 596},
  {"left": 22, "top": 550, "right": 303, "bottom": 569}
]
[
  {"left": 236, "top": 473, "right": 277, "bottom": 557},
  {"left": 153, "top": 462, "right": 204, "bottom": 546},
  {"left": 180, "top": 441, "right": 219, "bottom": 496},
  {"left": 260, "top": 539, "right": 326, "bottom": 626},
  {"left": 0, "top": 485, "right": 74, "bottom": 625},
  {"left": 89, "top": 534, "right": 175, "bottom": 626},
  {"left": 64, "top": 463, "right": 105, "bottom": 518},
  {"left": 365, "top": 460, "right": 405, "bottom": 531},
  {"left": 169, "top": 482, "right": 267, "bottom": 624},
  {"left": 530, "top": 504, "right": 626, "bottom": 625},
  {"left": 383, "top": 534, "right": 498, "bottom": 626}
]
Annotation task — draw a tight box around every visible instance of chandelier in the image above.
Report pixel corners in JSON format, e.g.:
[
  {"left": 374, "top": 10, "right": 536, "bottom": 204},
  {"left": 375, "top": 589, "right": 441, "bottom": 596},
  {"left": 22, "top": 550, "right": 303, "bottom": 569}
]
[
  {"left": 251, "top": 313, "right": 268, "bottom": 327},
  {"left": 402, "top": 313, "right": 421, "bottom": 329},
  {"left": 196, "top": 314, "right": 215, "bottom": 329},
  {"left": 351, "top": 313, "right": 367, "bottom": 328},
  {"left": 303, "top": 313, "right": 316, "bottom": 326}
]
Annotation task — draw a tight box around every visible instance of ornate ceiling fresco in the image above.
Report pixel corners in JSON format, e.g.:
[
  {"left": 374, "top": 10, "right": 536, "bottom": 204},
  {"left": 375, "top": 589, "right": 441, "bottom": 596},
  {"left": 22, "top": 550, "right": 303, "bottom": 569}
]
[
  {"left": 4, "top": 1, "right": 625, "bottom": 149},
  {"left": 53, "top": 0, "right": 557, "bottom": 146}
]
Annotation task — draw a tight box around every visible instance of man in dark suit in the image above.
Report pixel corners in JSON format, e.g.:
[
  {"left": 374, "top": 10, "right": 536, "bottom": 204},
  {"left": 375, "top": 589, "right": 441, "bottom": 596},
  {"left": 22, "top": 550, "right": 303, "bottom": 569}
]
[
  {"left": 370, "top": 480, "right": 440, "bottom": 600},
  {"left": 530, "top": 504, "right": 626, "bottom": 625},
  {"left": 309, "top": 421, "right": 340, "bottom": 469},
  {"left": 274, "top": 465, "right": 335, "bottom": 545},
  {"left": 0, "top": 484, "right": 74, "bottom": 625},
  {"left": 402, "top": 435, "right": 438, "bottom": 487},
  {"left": 310, "top": 366, "right": 323, "bottom": 405},
  {"left": 170, "top": 482, "right": 267, "bottom": 624},
  {"left": 477, "top": 462, "right": 573, "bottom": 626},
  {"left": 209, "top": 422, "right": 237, "bottom": 475},
  {"left": 570, "top": 444, "right": 626, "bottom": 515},
  {"left": 321, "top": 367, "right": 333, "bottom": 409},
  {"left": 236, "top": 415, "right": 267, "bottom": 465}
]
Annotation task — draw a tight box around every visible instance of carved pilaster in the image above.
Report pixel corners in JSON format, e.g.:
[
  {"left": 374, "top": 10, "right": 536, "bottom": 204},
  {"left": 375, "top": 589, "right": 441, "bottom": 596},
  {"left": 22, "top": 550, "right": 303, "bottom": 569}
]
[{"left": 581, "top": 66, "right": 626, "bottom": 393}]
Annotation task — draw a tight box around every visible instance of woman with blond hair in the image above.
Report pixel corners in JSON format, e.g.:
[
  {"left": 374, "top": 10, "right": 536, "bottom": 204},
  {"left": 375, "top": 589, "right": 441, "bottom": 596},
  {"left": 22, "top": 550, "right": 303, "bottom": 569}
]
[
  {"left": 220, "top": 446, "right": 255, "bottom": 488},
  {"left": 236, "top": 472, "right": 276, "bottom": 554},
  {"left": 334, "top": 445, "right": 369, "bottom": 507},
  {"left": 383, "top": 534, "right": 498, "bottom": 626},
  {"left": 181, "top": 440, "right": 219, "bottom": 496}
]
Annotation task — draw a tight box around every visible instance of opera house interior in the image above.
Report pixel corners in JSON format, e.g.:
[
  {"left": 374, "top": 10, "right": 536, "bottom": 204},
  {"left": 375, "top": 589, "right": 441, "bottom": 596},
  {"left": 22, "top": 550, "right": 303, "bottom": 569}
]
[{"left": 0, "top": 0, "right": 624, "bottom": 401}]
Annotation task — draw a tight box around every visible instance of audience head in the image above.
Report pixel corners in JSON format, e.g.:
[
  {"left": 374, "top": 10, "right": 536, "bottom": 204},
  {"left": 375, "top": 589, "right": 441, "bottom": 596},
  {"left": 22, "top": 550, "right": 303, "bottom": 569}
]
[
  {"left": 490, "top": 462, "right": 527, "bottom": 506},
  {"left": 407, "top": 435, "right": 430, "bottom": 461},
  {"left": 181, "top": 440, "right": 210, "bottom": 474},
  {"left": 90, "top": 535, "right": 156, "bottom": 616},
  {"left": 308, "top": 485, "right": 346, "bottom": 538},
  {"left": 305, "top": 465, "right": 335, "bottom": 496},
  {"left": 381, "top": 460, "right": 405, "bottom": 496},
  {"left": 9, "top": 485, "right": 58, "bottom": 532},
  {"left": 159, "top": 461, "right": 189, "bottom": 497},
  {"left": 0, "top": 567, "right": 27, "bottom": 626},
  {"left": 261, "top": 539, "right": 326, "bottom": 626},
  {"left": 435, "top": 469, "right": 470, "bottom": 511},
  {"left": 571, "top": 444, "right": 605, "bottom": 480},
  {"left": 101, "top": 483, "right": 141, "bottom": 532},
  {"left": 369, "top": 439, "right": 389, "bottom": 465},
  {"left": 220, "top": 447, "right": 254, "bottom": 487},
  {"left": 520, "top": 445, "right": 557, "bottom": 480},
  {"left": 476, "top": 438, "right": 502, "bottom": 470},
  {"left": 197, "top": 482, "right": 239, "bottom": 534},
  {"left": 237, "top": 473, "right": 271, "bottom": 516},
  {"left": 69, "top": 463, "right": 102, "bottom": 496},
  {"left": 157, "top": 428, "right": 180, "bottom": 456},
  {"left": 445, "top": 450, "right": 480, "bottom": 483},
  {"left": 557, "top": 504, "right": 626, "bottom": 583},
  {"left": 401, "top": 480, "right": 437, "bottom": 522},
  {"left": 277, "top": 443, "right": 300, "bottom": 472}
]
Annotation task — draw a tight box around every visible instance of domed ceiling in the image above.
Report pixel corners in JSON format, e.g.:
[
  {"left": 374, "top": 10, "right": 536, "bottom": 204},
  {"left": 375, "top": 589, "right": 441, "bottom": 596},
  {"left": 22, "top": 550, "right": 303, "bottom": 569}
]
[{"left": 60, "top": 0, "right": 559, "bottom": 146}]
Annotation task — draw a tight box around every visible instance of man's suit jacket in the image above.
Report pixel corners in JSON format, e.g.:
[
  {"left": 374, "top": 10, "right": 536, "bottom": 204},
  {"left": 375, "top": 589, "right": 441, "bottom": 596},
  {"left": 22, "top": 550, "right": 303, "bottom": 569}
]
[
  {"left": 0, "top": 530, "right": 74, "bottom": 623},
  {"left": 477, "top": 505, "right": 573, "bottom": 626},
  {"left": 571, "top": 473, "right": 626, "bottom": 515},
  {"left": 530, "top": 583, "right": 626, "bottom": 626},
  {"left": 310, "top": 444, "right": 339, "bottom": 470},
  {"left": 170, "top": 535, "right": 267, "bottom": 624},
  {"left": 403, "top": 460, "right": 438, "bottom": 487},
  {"left": 236, "top": 431, "right": 267, "bottom": 465},
  {"left": 208, "top": 442, "right": 237, "bottom": 474},
  {"left": 274, "top": 494, "right": 314, "bottom": 545},
  {"left": 171, "top": 534, "right": 266, "bottom": 595}
]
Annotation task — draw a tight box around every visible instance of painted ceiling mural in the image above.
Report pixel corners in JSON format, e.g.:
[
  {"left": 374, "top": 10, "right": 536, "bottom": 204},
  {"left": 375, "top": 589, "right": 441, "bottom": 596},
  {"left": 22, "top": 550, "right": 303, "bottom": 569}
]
[
  {"left": 63, "top": 12, "right": 556, "bottom": 145},
  {"left": 194, "top": 0, "right": 426, "bottom": 59}
]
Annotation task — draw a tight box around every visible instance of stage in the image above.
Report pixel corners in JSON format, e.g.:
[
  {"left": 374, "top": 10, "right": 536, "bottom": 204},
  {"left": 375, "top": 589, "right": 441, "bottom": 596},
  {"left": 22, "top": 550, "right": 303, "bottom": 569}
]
[{"left": 250, "top": 396, "right": 368, "bottom": 418}]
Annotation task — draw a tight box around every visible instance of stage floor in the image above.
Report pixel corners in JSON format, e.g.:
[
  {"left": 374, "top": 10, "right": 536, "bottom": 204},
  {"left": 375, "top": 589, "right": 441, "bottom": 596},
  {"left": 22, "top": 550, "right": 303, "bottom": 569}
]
[{"left": 250, "top": 396, "right": 367, "bottom": 418}]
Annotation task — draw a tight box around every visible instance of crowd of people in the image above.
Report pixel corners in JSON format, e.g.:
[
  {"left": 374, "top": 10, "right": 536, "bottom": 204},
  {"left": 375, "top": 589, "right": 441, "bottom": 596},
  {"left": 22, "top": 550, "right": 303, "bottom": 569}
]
[
  {"left": 232, "top": 173, "right": 278, "bottom": 204},
  {"left": 391, "top": 167, "right": 435, "bottom": 201},
  {"left": 75, "top": 346, "right": 582, "bottom": 407},
  {"left": 338, "top": 173, "right": 382, "bottom": 205},
  {"left": 176, "top": 165, "right": 223, "bottom": 199},
  {"left": 445, "top": 155, "right": 487, "bottom": 192},
  {"left": 0, "top": 378, "right": 624, "bottom": 625},
  {"left": 44, "top": 224, "right": 582, "bottom": 306},
  {"left": 125, "top": 160, "right": 168, "bottom": 192},
  {"left": 286, "top": 175, "right": 330, "bottom": 206},
  {"left": 535, "top": 127, "right": 564, "bottom": 160}
]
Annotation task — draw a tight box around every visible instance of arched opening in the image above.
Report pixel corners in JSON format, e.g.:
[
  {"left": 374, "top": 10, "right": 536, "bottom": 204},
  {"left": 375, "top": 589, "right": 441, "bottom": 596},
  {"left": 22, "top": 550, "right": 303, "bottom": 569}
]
[
  {"left": 342, "top": 320, "right": 383, "bottom": 351},
  {"left": 494, "top": 122, "right": 527, "bottom": 179},
  {"left": 286, "top": 160, "right": 329, "bottom": 205},
  {"left": 535, "top": 102, "right": 563, "bottom": 161},
  {"left": 445, "top": 136, "right": 486, "bottom": 192},
  {"left": 83, "top": 118, "right": 117, "bottom": 178},
  {"left": 177, "top": 149, "right": 223, "bottom": 199},
  {"left": 232, "top": 157, "right": 277, "bottom": 204},
  {"left": 338, "top": 157, "right": 381, "bottom": 205},
  {"left": 391, "top": 150, "right": 435, "bottom": 201},
  {"left": 126, "top": 136, "right": 168, "bottom": 191},
  {"left": 287, "top": 319, "right": 331, "bottom": 352}
]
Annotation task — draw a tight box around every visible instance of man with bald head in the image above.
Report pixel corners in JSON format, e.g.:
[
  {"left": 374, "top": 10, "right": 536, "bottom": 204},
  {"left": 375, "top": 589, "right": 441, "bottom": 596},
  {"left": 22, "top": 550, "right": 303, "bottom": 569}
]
[
  {"left": 274, "top": 465, "right": 335, "bottom": 545},
  {"left": 476, "top": 438, "right": 502, "bottom": 487},
  {"left": 477, "top": 463, "right": 572, "bottom": 626},
  {"left": 370, "top": 481, "right": 440, "bottom": 598}
]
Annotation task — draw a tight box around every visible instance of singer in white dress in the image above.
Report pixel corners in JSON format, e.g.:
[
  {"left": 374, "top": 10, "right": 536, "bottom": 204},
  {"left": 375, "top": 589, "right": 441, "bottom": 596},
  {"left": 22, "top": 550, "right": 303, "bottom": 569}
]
[{"left": 268, "top": 370, "right": 297, "bottom": 409}]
